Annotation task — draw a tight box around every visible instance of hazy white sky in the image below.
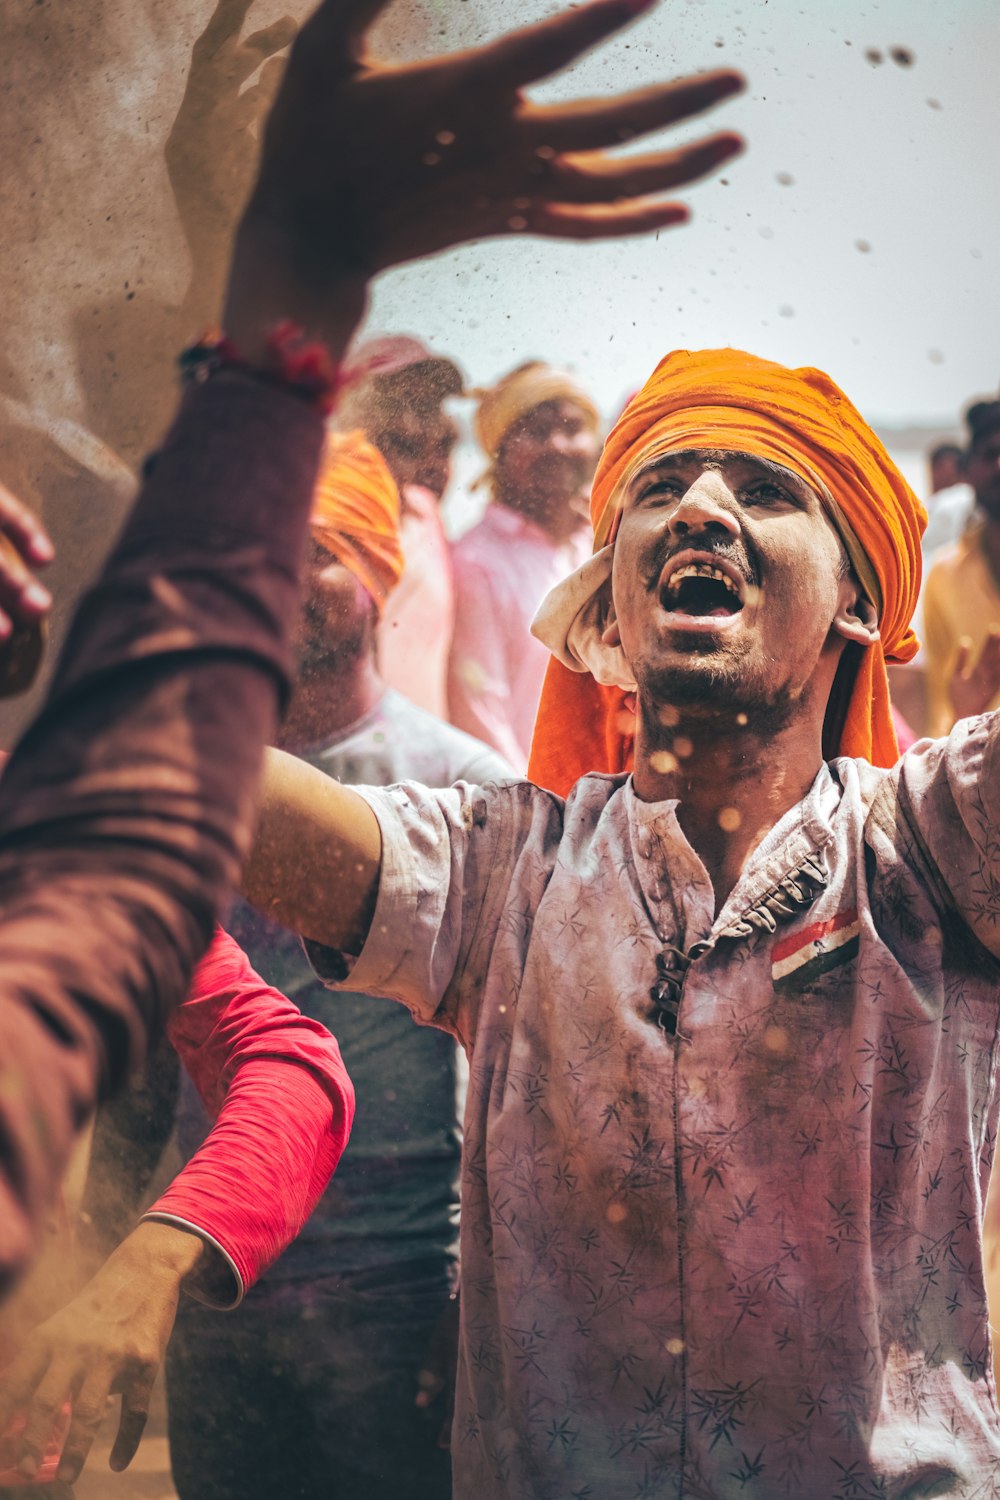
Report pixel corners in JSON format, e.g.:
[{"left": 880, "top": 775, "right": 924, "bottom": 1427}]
[{"left": 365, "top": 0, "right": 999, "bottom": 430}]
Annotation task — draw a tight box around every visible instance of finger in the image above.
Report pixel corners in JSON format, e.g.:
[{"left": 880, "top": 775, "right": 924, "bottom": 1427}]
[
  {"left": 543, "top": 130, "right": 742, "bottom": 204},
  {"left": 0, "top": 544, "right": 52, "bottom": 625},
  {"left": 525, "top": 197, "right": 690, "bottom": 240},
  {"left": 527, "top": 68, "right": 745, "bottom": 153},
  {"left": 196, "top": 0, "right": 257, "bottom": 54},
  {"left": 108, "top": 1375, "right": 154, "bottom": 1473},
  {"left": 12, "top": 1361, "right": 79, "bottom": 1479},
  {"left": 0, "top": 1343, "right": 52, "bottom": 1438},
  {"left": 294, "top": 0, "right": 394, "bottom": 59},
  {"left": 952, "top": 638, "right": 972, "bottom": 681},
  {"left": 55, "top": 1372, "right": 113, "bottom": 1485},
  {"left": 242, "top": 18, "right": 298, "bottom": 61},
  {"left": 193, "top": 0, "right": 257, "bottom": 65},
  {"left": 0, "top": 482, "right": 55, "bottom": 566},
  {"left": 233, "top": 56, "right": 287, "bottom": 129},
  {"left": 468, "top": 0, "right": 658, "bottom": 91}
]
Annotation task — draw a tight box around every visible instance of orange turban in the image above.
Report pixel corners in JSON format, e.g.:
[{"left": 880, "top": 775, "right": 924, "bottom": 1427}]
[
  {"left": 529, "top": 348, "right": 926, "bottom": 797},
  {"left": 310, "top": 431, "right": 403, "bottom": 613}
]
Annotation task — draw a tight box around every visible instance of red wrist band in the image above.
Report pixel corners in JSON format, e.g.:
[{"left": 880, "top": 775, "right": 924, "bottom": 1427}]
[{"left": 180, "top": 322, "right": 345, "bottom": 415}]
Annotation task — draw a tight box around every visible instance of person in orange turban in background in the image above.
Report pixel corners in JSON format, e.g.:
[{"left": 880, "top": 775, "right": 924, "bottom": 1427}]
[
  {"left": 530, "top": 346, "right": 926, "bottom": 796},
  {"left": 156, "top": 427, "right": 511, "bottom": 1500},
  {"left": 309, "top": 429, "right": 406, "bottom": 615}
]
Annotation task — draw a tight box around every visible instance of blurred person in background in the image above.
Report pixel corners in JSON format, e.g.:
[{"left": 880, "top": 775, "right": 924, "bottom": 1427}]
[
  {"left": 165, "top": 432, "right": 512, "bottom": 1500},
  {"left": 334, "top": 337, "right": 464, "bottom": 720},
  {"left": 923, "top": 399, "right": 1000, "bottom": 734},
  {"left": 929, "top": 441, "right": 965, "bottom": 496},
  {"left": 921, "top": 438, "right": 975, "bottom": 561},
  {"left": 448, "top": 361, "right": 601, "bottom": 770}
]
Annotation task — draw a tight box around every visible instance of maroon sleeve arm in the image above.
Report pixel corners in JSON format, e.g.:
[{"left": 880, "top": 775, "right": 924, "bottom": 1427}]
[
  {"left": 144, "top": 929, "right": 355, "bottom": 1305},
  {"left": 0, "top": 374, "right": 325, "bottom": 1297}
]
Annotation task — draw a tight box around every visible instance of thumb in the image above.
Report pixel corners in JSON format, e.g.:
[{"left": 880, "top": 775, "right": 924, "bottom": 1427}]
[{"left": 953, "top": 637, "right": 973, "bottom": 680}]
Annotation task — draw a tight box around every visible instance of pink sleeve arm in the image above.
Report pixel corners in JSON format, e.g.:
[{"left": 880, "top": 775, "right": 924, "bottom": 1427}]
[{"left": 143, "top": 928, "right": 355, "bottom": 1306}]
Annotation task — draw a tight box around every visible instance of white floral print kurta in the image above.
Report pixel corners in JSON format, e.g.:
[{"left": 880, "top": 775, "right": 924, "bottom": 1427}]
[{"left": 311, "top": 714, "right": 1000, "bottom": 1499}]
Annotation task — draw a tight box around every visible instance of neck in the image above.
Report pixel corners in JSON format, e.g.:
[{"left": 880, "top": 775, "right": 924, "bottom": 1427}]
[
  {"left": 280, "top": 655, "right": 384, "bottom": 753},
  {"left": 633, "top": 700, "right": 825, "bottom": 909}
]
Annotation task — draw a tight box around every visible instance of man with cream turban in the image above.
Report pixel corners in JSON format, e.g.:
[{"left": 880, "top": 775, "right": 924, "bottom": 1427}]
[
  {"left": 244, "top": 343, "right": 1000, "bottom": 1497},
  {"left": 448, "top": 360, "right": 600, "bottom": 769},
  {"left": 165, "top": 429, "right": 512, "bottom": 1500}
]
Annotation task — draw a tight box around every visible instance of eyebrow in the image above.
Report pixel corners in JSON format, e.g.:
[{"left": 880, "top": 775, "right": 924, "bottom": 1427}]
[{"left": 631, "top": 450, "right": 818, "bottom": 501}]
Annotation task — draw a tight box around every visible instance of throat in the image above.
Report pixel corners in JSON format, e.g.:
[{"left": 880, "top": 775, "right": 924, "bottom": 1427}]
[{"left": 633, "top": 710, "right": 828, "bottom": 907}]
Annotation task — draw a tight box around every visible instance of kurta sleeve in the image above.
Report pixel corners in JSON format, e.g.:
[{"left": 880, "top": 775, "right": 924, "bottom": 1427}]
[
  {"left": 891, "top": 713, "right": 1000, "bottom": 962},
  {"left": 144, "top": 928, "right": 354, "bottom": 1307},
  {"left": 0, "top": 373, "right": 324, "bottom": 1295},
  {"left": 305, "top": 778, "right": 559, "bottom": 1046}
]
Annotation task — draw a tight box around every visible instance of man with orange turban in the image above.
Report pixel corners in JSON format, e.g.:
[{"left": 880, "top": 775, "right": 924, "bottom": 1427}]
[
  {"left": 530, "top": 346, "right": 924, "bottom": 792},
  {"left": 245, "top": 336, "right": 1000, "bottom": 1494}
]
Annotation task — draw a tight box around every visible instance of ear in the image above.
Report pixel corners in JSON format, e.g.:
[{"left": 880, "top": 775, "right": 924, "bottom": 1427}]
[
  {"left": 601, "top": 615, "right": 622, "bottom": 648},
  {"left": 832, "top": 576, "right": 880, "bottom": 649}
]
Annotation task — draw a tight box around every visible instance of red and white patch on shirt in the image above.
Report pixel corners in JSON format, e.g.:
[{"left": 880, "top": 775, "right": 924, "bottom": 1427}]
[{"left": 771, "top": 907, "right": 861, "bottom": 992}]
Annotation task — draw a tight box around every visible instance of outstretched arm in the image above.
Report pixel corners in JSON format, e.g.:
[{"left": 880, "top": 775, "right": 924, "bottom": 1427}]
[
  {"left": 242, "top": 747, "right": 383, "bottom": 953},
  {"left": 0, "top": 0, "right": 743, "bottom": 1294}
]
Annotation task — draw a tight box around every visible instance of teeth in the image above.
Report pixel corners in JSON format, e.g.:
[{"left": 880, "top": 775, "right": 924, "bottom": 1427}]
[{"left": 666, "top": 563, "right": 742, "bottom": 599}]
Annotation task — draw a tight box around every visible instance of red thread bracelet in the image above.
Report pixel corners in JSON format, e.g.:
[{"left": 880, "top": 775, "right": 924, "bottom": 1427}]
[{"left": 180, "top": 323, "right": 346, "bottom": 415}]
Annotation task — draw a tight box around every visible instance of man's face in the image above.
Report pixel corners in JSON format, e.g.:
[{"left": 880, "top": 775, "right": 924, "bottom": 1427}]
[
  {"left": 295, "top": 541, "right": 377, "bottom": 676},
  {"left": 611, "top": 451, "right": 857, "bottom": 727},
  {"left": 930, "top": 449, "right": 963, "bottom": 494},
  {"left": 967, "top": 430, "right": 1000, "bottom": 519},
  {"left": 372, "top": 401, "right": 458, "bottom": 501},
  {"left": 495, "top": 399, "right": 599, "bottom": 520}
]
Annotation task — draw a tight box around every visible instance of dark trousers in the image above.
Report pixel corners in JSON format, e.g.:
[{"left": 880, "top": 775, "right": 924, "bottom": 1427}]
[{"left": 166, "top": 1264, "right": 453, "bottom": 1500}]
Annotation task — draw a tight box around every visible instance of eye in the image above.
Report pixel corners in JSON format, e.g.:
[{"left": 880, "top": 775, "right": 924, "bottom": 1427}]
[
  {"left": 635, "top": 475, "right": 685, "bottom": 504},
  {"left": 743, "top": 480, "right": 795, "bottom": 507}
]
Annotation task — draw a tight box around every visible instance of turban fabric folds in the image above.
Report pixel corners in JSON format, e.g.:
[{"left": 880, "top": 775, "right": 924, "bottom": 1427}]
[
  {"left": 310, "top": 431, "right": 403, "bottom": 613},
  {"left": 529, "top": 348, "right": 926, "bottom": 797}
]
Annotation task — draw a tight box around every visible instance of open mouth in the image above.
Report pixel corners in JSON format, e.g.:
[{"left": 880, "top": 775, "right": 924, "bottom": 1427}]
[{"left": 660, "top": 559, "right": 746, "bottom": 620}]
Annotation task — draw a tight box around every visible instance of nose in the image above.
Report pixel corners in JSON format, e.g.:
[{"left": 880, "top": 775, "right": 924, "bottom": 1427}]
[{"left": 667, "top": 472, "right": 740, "bottom": 541}]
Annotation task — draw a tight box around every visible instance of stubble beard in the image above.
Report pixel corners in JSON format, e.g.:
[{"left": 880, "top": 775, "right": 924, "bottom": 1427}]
[{"left": 635, "top": 647, "right": 799, "bottom": 741}]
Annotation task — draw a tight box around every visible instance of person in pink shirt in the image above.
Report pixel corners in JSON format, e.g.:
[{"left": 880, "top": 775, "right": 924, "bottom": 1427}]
[
  {"left": 335, "top": 336, "right": 464, "bottom": 720},
  {"left": 448, "top": 362, "right": 602, "bottom": 770}
]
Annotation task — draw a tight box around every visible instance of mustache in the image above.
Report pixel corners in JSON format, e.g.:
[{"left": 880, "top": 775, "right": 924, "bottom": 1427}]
[{"left": 643, "top": 534, "right": 759, "bottom": 594}]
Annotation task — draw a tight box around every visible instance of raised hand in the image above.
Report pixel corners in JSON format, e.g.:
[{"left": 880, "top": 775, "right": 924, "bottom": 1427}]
[
  {"left": 224, "top": 0, "right": 744, "bottom": 359},
  {"left": 948, "top": 629, "right": 1000, "bottom": 722}
]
